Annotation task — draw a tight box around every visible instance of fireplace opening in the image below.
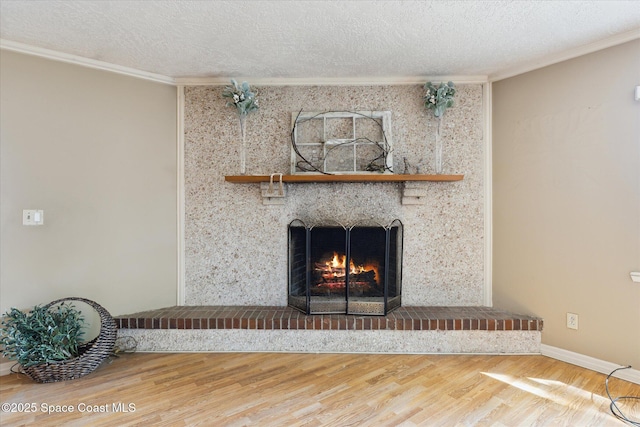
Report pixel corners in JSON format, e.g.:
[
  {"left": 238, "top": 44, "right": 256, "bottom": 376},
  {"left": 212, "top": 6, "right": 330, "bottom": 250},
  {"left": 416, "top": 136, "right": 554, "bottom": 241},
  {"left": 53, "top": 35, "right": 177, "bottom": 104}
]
[{"left": 288, "top": 219, "right": 402, "bottom": 315}]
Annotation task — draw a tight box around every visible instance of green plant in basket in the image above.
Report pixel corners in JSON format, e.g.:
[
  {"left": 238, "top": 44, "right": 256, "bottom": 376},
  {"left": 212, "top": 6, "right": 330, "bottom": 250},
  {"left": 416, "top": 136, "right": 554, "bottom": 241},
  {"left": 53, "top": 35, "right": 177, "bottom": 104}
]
[{"left": 1, "top": 302, "right": 85, "bottom": 367}]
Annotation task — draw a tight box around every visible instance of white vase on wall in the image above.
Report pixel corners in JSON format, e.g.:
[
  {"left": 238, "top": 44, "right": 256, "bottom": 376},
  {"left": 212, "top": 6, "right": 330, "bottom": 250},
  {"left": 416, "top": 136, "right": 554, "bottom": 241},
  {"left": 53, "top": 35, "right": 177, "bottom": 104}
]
[
  {"left": 238, "top": 114, "right": 247, "bottom": 175},
  {"left": 434, "top": 115, "right": 444, "bottom": 174}
]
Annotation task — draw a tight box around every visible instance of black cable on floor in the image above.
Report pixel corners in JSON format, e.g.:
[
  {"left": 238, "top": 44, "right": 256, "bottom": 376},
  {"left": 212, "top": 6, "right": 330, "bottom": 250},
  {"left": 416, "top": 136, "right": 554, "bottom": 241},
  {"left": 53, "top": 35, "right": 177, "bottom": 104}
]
[{"left": 606, "top": 365, "right": 640, "bottom": 426}]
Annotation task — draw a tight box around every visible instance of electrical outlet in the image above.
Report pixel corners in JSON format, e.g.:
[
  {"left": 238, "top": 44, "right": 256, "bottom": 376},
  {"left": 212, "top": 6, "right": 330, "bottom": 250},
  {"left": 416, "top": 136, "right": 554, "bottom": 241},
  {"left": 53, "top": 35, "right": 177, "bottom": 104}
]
[{"left": 567, "top": 313, "right": 579, "bottom": 330}]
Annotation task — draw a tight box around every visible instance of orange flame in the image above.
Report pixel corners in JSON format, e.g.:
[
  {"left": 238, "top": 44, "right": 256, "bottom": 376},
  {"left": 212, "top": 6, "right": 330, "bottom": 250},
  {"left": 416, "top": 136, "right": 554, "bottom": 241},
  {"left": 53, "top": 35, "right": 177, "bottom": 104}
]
[{"left": 319, "top": 252, "right": 379, "bottom": 285}]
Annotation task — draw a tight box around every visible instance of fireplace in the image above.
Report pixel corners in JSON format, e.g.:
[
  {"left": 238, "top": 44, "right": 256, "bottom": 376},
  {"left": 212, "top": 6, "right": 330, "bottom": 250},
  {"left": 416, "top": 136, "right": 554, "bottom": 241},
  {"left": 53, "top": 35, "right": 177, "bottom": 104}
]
[{"left": 288, "top": 219, "right": 403, "bottom": 315}]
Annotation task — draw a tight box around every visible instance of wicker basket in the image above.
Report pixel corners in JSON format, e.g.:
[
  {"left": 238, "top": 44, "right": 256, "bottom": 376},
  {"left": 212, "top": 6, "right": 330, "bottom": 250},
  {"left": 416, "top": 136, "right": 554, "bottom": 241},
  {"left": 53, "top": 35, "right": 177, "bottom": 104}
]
[{"left": 19, "top": 297, "right": 117, "bottom": 383}]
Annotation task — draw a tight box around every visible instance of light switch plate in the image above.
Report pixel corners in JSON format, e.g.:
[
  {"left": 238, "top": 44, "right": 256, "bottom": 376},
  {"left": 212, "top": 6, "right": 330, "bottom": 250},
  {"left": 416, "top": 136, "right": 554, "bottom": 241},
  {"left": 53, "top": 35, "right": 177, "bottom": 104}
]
[{"left": 23, "top": 209, "right": 44, "bottom": 225}]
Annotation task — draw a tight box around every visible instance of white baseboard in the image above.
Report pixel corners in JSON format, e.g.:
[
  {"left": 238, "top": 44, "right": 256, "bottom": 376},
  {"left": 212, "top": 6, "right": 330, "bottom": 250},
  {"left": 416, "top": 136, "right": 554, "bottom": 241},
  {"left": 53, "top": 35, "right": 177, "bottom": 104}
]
[{"left": 541, "top": 344, "right": 640, "bottom": 385}]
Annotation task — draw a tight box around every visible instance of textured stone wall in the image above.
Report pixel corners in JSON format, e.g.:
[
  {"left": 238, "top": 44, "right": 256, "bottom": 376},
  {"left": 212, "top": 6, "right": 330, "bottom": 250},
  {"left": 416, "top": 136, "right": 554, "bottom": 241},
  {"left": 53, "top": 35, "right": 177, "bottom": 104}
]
[
  {"left": 120, "top": 329, "right": 540, "bottom": 354},
  {"left": 184, "top": 84, "right": 484, "bottom": 306}
]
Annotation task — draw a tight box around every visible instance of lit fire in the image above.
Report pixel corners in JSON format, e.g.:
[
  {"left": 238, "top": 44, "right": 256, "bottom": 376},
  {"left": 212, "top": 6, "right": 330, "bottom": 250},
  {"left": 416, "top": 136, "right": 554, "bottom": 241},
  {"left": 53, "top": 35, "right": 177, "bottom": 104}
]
[{"left": 314, "top": 252, "right": 379, "bottom": 289}]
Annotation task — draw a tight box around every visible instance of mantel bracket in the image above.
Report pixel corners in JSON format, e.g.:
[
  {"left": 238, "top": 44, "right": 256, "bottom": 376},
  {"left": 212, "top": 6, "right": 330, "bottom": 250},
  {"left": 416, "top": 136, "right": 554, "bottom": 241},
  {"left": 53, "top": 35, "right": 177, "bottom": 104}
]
[
  {"left": 402, "top": 182, "right": 427, "bottom": 205},
  {"left": 260, "top": 173, "right": 286, "bottom": 205}
]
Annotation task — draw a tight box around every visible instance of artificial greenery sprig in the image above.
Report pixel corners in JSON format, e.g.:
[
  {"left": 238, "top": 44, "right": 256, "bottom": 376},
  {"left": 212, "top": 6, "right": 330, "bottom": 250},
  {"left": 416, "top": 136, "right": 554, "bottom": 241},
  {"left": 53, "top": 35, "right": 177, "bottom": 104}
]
[
  {"left": 222, "top": 79, "right": 259, "bottom": 116},
  {"left": 424, "top": 81, "right": 456, "bottom": 117},
  {"left": 1, "top": 302, "right": 85, "bottom": 367}
]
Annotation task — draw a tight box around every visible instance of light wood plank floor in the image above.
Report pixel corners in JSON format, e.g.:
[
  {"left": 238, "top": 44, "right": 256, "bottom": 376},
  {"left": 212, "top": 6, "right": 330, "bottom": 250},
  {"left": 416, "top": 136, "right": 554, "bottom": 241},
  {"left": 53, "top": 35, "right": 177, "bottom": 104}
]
[{"left": 1, "top": 353, "right": 638, "bottom": 426}]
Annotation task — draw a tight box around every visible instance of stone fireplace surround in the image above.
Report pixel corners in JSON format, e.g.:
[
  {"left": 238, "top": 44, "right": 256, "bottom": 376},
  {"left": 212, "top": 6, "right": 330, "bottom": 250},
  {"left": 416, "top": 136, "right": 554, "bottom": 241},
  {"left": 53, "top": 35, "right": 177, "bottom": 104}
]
[
  {"left": 115, "top": 84, "right": 542, "bottom": 354},
  {"left": 184, "top": 84, "right": 485, "bottom": 307}
]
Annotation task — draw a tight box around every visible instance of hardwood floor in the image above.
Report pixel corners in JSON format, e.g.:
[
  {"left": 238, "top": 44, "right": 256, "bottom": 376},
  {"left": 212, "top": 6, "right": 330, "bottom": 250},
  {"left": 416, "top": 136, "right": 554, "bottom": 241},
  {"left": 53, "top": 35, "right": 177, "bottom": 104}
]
[{"left": 1, "top": 353, "right": 638, "bottom": 426}]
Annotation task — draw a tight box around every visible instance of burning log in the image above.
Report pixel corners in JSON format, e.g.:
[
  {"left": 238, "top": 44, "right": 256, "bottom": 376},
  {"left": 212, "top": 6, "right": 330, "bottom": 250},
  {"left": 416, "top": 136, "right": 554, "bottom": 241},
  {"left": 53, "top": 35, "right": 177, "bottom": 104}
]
[
  {"left": 351, "top": 270, "right": 376, "bottom": 284},
  {"left": 313, "top": 252, "right": 379, "bottom": 293}
]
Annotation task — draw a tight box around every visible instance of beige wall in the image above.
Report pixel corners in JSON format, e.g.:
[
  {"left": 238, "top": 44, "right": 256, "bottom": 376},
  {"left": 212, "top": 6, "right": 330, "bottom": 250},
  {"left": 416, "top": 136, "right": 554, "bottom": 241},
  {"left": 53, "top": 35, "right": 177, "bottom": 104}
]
[
  {"left": 493, "top": 40, "right": 640, "bottom": 367},
  {"left": 0, "top": 51, "right": 178, "bottom": 316}
]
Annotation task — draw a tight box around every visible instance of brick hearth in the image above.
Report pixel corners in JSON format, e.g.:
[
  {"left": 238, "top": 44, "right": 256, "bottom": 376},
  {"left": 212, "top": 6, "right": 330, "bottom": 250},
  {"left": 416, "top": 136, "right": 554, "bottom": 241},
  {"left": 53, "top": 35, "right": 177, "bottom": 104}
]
[{"left": 115, "top": 306, "right": 543, "bottom": 332}]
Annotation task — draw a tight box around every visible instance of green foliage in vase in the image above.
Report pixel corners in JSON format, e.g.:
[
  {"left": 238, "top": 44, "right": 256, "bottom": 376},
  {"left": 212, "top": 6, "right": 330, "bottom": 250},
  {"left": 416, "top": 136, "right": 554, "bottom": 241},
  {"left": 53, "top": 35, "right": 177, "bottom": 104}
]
[
  {"left": 222, "top": 79, "right": 259, "bottom": 116},
  {"left": 1, "top": 302, "right": 85, "bottom": 367},
  {"left": 424, "top": 81, "right": 456, "bottom": 118}
]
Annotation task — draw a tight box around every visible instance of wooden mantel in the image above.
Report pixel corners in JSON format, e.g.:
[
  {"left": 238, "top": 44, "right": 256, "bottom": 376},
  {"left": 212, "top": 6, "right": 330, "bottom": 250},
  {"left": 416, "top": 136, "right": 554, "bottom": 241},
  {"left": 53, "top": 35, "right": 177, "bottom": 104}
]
[
  {"left": 225, "top": 174, "right": 463, "bottom": 205},
  {"left": 224, "top": 174, "right": 463, "bottom": 183}
]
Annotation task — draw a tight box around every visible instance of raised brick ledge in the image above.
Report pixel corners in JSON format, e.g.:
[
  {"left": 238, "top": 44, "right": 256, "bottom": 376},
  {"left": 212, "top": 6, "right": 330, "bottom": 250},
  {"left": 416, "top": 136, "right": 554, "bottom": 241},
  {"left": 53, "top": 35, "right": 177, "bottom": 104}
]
[{"left": 115, "top": 306, "right": 543, "bottom": 332}]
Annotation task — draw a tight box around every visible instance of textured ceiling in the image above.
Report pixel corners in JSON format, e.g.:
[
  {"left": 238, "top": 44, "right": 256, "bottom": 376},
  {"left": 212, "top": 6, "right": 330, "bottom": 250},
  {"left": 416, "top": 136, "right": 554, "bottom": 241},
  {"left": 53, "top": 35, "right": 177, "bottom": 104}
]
[{"left": 1, "top": 0, "right": 639, "bottom": 80}]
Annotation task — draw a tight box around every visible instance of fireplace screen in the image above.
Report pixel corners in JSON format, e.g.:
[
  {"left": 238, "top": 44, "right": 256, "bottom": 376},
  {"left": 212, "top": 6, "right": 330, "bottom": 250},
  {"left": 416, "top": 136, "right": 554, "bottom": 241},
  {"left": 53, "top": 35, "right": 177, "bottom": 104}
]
[{"left": 288, "top": 219, "right": 402, "bottom": 315}]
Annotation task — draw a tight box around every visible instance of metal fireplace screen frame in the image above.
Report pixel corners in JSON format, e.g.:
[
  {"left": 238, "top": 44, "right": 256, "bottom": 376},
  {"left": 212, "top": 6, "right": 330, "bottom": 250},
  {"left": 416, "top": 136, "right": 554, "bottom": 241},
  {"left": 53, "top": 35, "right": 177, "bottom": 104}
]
[{"left": 288, "top": 219, "right": 403, "bottom": 316}]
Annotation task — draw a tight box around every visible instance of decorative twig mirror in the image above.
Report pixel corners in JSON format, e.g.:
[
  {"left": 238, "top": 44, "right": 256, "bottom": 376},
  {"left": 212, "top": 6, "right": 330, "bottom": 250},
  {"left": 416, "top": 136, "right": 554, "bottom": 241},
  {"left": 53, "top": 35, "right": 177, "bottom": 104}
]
[{"left": 290, "top": 111, "right": 393, "bottom": 174}]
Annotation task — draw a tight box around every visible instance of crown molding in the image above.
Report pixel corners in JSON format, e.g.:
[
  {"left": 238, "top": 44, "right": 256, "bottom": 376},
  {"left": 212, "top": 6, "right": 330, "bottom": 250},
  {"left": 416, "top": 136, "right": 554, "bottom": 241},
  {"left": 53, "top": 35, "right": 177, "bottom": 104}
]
[
  {"left": 6, "top": 26, "right": 637, "bottom": 88},
  {"left": 489, "top": 27, "right": 640, "bottom": 82},
  {"left": 174, "top": 75, "right": 489, "bottom": 86},
  {"left": 0, "top": 39, "right": 176, "bottom": 85},
  {"left": 0, "top": 41, "right": 488, "bottom": 87}
]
